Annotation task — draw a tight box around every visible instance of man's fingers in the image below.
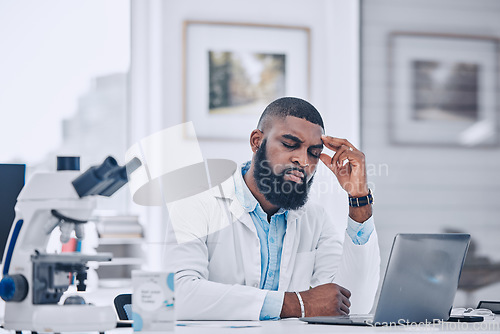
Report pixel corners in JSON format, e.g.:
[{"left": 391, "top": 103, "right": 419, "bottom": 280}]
[
  {"left": 319, "top": 153, "right": 333, "bottom": 168},
  {"left": 335, "top": 148, "right": 353, "bottom": 168},
  {"left": 339, "top": 287, "right": 351, "bottom": 314},
  {"left": 342, "top": 294, "right": 351, "bottom": 308},
  {"left": 332, "top": 145, "right": 351, "bottom": 168},
  {"left": 321, "top": 135, "right": 357, "bottom": 152},
  {"left": 340, "top": 301, "right": 350, "bottom": 315},
  {"left": 322, "top": 145, "right": 352, "bottom": 170},
  {"left": 320, "top": 153, "right": 344, "bottom": 179},
  {"left": 339, "top": 285, "right": 352, "bottom": 298},
  {"left": 340, "top": 286, "right": 351, "bottom": 315}
]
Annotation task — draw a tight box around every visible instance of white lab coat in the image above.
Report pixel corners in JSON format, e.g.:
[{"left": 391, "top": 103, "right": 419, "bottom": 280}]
[{"left": 164, "top": 170, "right": 380, "bottom": 320}]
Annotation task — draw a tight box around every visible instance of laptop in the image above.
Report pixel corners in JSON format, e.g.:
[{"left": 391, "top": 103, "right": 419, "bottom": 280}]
[{"left": 301, "top": 233, "right": 471, "bottom": 326}]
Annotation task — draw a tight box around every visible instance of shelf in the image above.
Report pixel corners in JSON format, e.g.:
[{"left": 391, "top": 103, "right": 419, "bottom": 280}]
[
  {"left": 98, "top": 278, "right": 133, "bottom": 289},
  {"left": 94, "top": 217, "right": 145, "bottom": 283},
  {"left": 98, "top": 238, "right": 144, "bottom": 245},
  {"left": 98, "top": 257, "right": 144, "bottom": 266}
]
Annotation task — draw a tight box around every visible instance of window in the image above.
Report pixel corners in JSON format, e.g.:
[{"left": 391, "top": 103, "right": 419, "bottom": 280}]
[
  {"left": 0, "top": 1, "right": 130, "bottom": 175},
  {"left": 0, "top": 0, "right": 130, "bottom": 211}
]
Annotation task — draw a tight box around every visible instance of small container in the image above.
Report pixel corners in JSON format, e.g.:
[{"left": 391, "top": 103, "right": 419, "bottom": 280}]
[{"left": 132, "top": 271, "right": 175, "bottom": 332}]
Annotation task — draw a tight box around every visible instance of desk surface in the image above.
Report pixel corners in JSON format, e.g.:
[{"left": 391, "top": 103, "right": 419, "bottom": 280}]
[
  {"left": 106, "top": 318, "right": 500, "bottom": 334},
  {"left": 0, "top": 318, "right": 498, "bottom": 333}
]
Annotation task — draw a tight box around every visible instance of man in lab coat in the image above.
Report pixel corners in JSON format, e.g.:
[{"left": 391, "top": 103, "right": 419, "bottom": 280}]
[{"left": 166, "top": 97, "right": 380, "bottom": 320}]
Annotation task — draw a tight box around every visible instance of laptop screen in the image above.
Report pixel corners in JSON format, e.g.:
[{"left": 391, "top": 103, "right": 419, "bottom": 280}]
[{"left": 374, "top": 233, "right": 470, "bottom": 324}]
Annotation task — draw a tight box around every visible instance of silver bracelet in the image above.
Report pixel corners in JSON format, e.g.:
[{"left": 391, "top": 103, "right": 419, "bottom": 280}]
[{"left": 295, "top": 291, "right": 305, "bottom": 318}]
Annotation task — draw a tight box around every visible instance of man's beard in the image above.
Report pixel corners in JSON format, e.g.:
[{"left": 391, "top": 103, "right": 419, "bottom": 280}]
[{"left": 253, "top": 139, "right": 314, "bottom": 210}]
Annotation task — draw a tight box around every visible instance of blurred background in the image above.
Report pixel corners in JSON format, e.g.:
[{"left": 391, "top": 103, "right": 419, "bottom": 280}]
[{"left": 0, "top": 0, "right": 499, "bottom": 308}]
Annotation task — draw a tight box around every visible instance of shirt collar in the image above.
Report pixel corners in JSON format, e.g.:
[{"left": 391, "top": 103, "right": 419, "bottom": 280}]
[{"left": 234, "top": 161, "right": 259, "bottom": 212}]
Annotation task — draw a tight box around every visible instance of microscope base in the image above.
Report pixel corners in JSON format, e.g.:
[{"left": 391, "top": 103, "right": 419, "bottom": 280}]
[{"left": 3, "top": 304, "right": 116, "bottom": 332}]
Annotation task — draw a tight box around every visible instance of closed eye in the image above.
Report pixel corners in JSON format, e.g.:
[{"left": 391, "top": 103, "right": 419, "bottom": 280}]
[
  {"left": 309, "top": 150, "right": 321, "bottom": 159},
  {"left": 282, "top": 142, "right": 297, "bottom": 149}
]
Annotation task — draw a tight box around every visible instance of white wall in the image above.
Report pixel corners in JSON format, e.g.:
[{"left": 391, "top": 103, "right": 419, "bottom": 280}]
[
  {"left": 130, "top": 0, "right": 362, "bottom": 270},
  {"left": 361, "top": 0, "right": 500, "bottom": 307}
]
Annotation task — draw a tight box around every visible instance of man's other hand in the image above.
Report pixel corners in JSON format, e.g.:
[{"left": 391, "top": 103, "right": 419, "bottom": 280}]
[
  {"left": 280, "top": 283, "right": 351, "bottom": 318},
  {"left": 319, "top": 136, "right": 368, "bottom": 197}
]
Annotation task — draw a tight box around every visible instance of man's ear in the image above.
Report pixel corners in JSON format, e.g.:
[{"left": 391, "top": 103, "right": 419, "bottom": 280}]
[{"left": 249, "top": 129, "right": 264, "bottom": 153}]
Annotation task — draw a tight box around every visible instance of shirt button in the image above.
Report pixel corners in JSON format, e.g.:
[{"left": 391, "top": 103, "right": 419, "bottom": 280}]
[{"left": 270, "top": 237, "right": 275, "bottom": 243}]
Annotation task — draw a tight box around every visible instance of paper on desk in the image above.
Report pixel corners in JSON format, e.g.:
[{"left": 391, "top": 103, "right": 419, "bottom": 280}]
[{"left": 177, "top": 321, "right": 261, "bottom": 328}]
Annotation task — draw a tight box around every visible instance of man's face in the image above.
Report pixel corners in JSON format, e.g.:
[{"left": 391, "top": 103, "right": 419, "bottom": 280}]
[{"left": 253, "top": 116, "right": 324, "bottom": 210}]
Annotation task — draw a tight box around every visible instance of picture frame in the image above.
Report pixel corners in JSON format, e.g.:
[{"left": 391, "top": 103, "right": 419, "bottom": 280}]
[
  {"left": 183, "top": 21, "right": 310, "bottom": 140},
  {"left": 388, "top": 32, "right": 500, "bottom": 147}
]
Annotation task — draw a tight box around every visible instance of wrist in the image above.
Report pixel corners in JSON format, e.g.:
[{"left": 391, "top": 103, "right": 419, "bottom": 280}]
[
  {"left": 348, "top": 189, "right": 373, "bottom": 207},
  {"left": 280, "top": 292, "right": 302, "bottom": 318},
  {"left": 348, "top": 184, "right": 369, "bottom": 198},
  {"left": 349, "top": 204, "right": 372, "bottom": 223},
  {"left": 295, "top": 291, "right": 305, "bottom": 318}
]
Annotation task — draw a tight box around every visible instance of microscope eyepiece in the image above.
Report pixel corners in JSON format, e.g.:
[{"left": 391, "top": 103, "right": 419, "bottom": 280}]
[
  {"left": 72, "top": 156, "right": 140, "bottom": 198},
  {"left": 57, "top": 156, "right": 80, "bottom": 171}
]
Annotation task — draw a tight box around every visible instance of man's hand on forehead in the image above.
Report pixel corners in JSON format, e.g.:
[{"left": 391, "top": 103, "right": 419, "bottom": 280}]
[
  {"left": 320, "top": 136, "right": 357, "bottom": 167},
  {"left": 319, "top": 135, "right": 368, "bottom": 198},
  {"left": 321, "top": 136, "right": 354, "bottom": 150}
]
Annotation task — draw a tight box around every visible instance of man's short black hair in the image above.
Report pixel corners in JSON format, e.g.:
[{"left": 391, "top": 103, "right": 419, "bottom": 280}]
[{"left": 257, "top": 97, "right": 324, "bottom": 132}]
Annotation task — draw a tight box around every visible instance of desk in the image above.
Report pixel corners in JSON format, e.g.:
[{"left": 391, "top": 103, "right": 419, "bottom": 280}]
[
  {"left": 108, "top": 318, "right": 500, "bottom": 334},
  {"left": 0, "top": 318, "right": 498, "bottom": 333}
]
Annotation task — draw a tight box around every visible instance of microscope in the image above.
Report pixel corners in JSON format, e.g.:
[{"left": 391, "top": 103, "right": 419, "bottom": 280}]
[{"left": 0, "top": 156, "right": 140, "bottom": 333}]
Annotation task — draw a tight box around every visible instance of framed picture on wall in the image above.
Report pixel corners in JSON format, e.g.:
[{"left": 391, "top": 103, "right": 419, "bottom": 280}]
[
  {"left": 388, "top": 32, "right": 500, "bottom": 147},
  {"left": 183, "top": 21, "right": 310, "bottom": 140}
]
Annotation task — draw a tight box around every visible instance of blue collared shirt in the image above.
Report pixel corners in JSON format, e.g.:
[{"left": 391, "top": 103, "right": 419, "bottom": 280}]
[{"left": 234, "top": 162, "right": 374, "bottom": 320}]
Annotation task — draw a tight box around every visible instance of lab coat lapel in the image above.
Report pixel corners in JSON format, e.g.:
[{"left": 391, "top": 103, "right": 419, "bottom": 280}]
[
  {"left": 229, "top": 196, "right": 261, "bottom": 287},
  {"left": 279, "top": 208, "right": 307, "bottom": 290},
  {"left": 212, "top": 175, "right": 261, "bottom": 287},
  {"left": 212, "top": 175, "right": 257, "bottom": 234},
  {"left": 229, "top": 198, "right": 257, "bottom": 234}
]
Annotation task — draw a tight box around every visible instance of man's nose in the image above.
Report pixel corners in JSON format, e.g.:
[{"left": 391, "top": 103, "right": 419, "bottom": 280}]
[{"left": 292, "top": 149, "right": 309, "bottom": 168}]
